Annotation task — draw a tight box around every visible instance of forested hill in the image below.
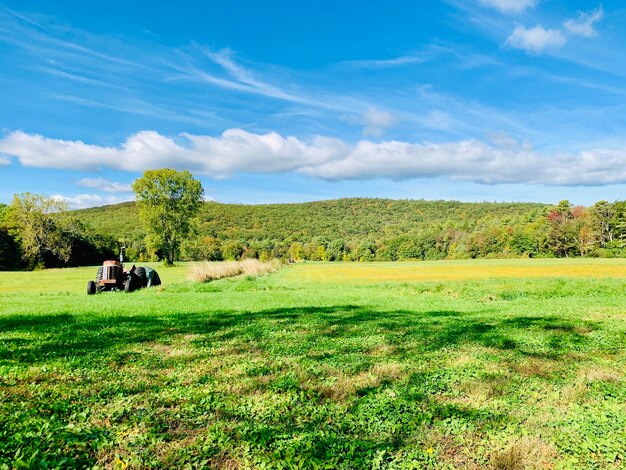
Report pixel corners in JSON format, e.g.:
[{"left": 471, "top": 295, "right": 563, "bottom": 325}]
[
  {"left": 72, "top": 198, "right": 547, "bottom": 243},
  {"left": 70, "top": 198, "right": 555, "bottom": 261}
]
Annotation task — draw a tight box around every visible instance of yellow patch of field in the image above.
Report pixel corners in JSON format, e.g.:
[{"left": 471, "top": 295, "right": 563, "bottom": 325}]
[{"left": 284, "top": 259, "right": 626, "bottom": 283}]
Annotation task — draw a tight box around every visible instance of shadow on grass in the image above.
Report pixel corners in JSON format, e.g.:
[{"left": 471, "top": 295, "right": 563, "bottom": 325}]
[
  {"left": 0, "top": 304, "right": 601, "bottom": 468},
  {"left": 0, "top": 305, "right": 597, "bottom": 365}
]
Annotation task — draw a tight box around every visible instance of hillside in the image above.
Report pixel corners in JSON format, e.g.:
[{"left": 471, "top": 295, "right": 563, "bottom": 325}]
[
  {"left": 3, "top": 196, "right": 624, "bottom": 266},
  {"left": 72, "top": 198, "right": 547, "bottom": 242},
  {"left": 71, "top": 198, "right": 551, "bottom": 261}
]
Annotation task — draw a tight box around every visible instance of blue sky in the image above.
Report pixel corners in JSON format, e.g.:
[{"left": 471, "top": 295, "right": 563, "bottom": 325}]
[{"left": 1, "top": 0, "right": 626, "bottom": 207}]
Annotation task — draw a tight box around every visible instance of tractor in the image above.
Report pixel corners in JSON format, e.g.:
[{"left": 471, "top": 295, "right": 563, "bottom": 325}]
[{"left": 86, "top": 246, "right": 161, "bottom": 294}]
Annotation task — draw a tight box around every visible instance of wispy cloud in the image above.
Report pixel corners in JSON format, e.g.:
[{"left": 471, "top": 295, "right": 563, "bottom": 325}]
[
  {"left": 3, "top": 7, "right": 501, "bottom": 139},
  {"left": 563, "top": 6, "right": 604, "bottom": 38},
  {"left": 409, "top": 85, "right": 536, "bottom": 139},
  {"left": 0, "top": 8, "right": 223, "bottom": 127},
  {"left": 0, "top": 8, "right": 390, "bottom": 129},
  {"left": 51, "top": 94, "right": 211, "bottom": 126},
  {"left": 3, "top": 129, "right": 626, "bottom": 186},
  {"left": 0, "top": 8, "right": 142, "bottom": 70},
  {"left": 172, "top": 46, "right": 376, "bottom": 114},
  {"left": 187, "top": 47, "right": 334, "bottom": 109},
  {"left": 203, "top": 47, "right": 297, "bottom": 101},
  {"left": 340, "top": 55, "right": 426, "bottom": 68},
  {"left": 0, "top": 2, "right": 622, "bottom": 170},
  {"left": 478, "top": 0, "right": 538, "bottom": 14},
  {"left": 32, "top": 66, "right": 127, "bottom": 89},
  {"left": 338, "top": 45, "right": 459, "bottom": 69},
  {"left": 362, "top": 108, "right": 396, "bottom": 137},
  {"left": 343, "top": 108, "right": 397, "bottom": 136},
  {"left": 544, "top": 73, "right": 626, "bottom": 97},
  {"left": 77, "top": 178, "right": 132, "bottom": 193}
]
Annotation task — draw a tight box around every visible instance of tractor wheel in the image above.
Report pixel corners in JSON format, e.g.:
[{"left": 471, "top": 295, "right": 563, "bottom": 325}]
[
  {"left": 124, "top": 278, "right": 133, "bottom": 293},
  {"left": 87, "top": 281, "right": 96, "bottom": 295},
  {"left": 150, "top": 270, "right": 161, "bottom": 287},
  {"left": 96, "top": 266, "right": 103, "bottom": 283},
  {"left": 135, "top": 267, "right": 147, "bottom": 288},
  {"left": 145, "top": 268, "right": 161, "bottom": 287}
]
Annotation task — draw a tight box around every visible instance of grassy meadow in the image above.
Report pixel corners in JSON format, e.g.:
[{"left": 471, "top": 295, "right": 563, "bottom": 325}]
[{"left": 1, "top": 259, "right": 626, "bottom": 468}]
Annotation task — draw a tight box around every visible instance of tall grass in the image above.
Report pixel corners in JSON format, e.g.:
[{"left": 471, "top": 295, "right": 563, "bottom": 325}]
[{"left": 189, "top": 259, "right": 281, "bottom": 282}]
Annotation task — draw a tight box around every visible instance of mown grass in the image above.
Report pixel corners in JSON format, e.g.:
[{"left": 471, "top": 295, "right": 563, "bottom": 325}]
[{"left": 1, "top": 260, "right": 625, "bottom": 469}]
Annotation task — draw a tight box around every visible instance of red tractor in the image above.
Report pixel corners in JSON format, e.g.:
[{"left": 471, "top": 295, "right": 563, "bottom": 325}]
[{"left": 86, "top": 247, "right": 161, "bottom": 294}]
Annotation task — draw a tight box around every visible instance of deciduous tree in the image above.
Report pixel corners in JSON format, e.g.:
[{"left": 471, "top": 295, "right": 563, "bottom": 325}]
[
  {"left": 132, "top": 169, "right": 204, "bottom": 265},
  {"left": 4, "top": 193, "right": 71, "bottom": 268},
  {"left": 591, "top": 200, "right": 614, "bottom": 247}
]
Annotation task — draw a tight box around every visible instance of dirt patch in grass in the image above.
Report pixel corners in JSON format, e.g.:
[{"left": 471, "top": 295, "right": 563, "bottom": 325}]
[
  {"left": 460, "top": 374, "right": 512, "bottom": 403},
  {"left": 310, "top": 361, "right": 406, "bottom": 401},
  {"left": 444, "top": 346, "right": 502, "bottom": 368},
  {"left": 367, "top": 343, "right": 396, "bottom": 357},
  {"left": 558, "top": 383, "right": 587, "bottom": 407},
  {"left": 490, "top": 437, "right": 556, "bottom": 470},
  {"left": 510, "top": 357, "right": 559, "bottom": 378},
  {"left": 141, "top": 342, "right": 195, "bottom": 358},
  {"left": 577, "top": 366, "right": 622, "bottom": 383}
]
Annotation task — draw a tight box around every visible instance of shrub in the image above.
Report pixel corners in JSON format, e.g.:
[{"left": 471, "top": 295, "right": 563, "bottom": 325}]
[{"left": 222, "top": 241, "right": 244, "bottom": 261}]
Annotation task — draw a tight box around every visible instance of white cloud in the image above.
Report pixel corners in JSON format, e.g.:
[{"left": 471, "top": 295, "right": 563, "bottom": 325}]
[
  {"left": 563, "top": 6, "right": 604, "bottom": 38},
  {"left": 0, "top": 131, "right": 118, "bottom": 170},
  {"left": 77, "top": 178, "right": 132, "bottom": 193},
  {"left": 3, "top": 129, "right": 626, "bottom": 186},
  {"left": 362, "top": 108, "right": 396, "bottom": 136},
  {"left": 504, "top": 6, "right": 603, "bottom": 56},
  {"left": 0, "top": 129, "right": 346, "bottom": 178},
  {"left": 302, "top": 140, "right": 626, "bottom": 186},
  {"left": 51, "top": 193, "right": 132, "bottom": 209},
  {"left": 301, "top": 139, "right": 542, "bottom": 182},
  {"left": 506, "top": 25, "right": 566, "bottom": 54},
  {"left": 478, "top": 0, "right": 537, "bottom": 14}
]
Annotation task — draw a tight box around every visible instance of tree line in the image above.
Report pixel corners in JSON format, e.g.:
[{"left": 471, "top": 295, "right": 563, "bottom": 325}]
[
  {"left": 0, "top": 169, "right": 203, "bottom": 270},
  {"left": 0, "top": 194, "right": 116, "bottom": 270},
  {"left": 2, "top": 192, "right": 625, "bottom": 270},
  {"left": 184, "top": 198, "right": 626, "bottom": 262}
]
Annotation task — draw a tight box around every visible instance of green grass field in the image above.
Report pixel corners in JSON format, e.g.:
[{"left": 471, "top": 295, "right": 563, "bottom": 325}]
[{"left": 1, "top": 260, "right": 625, "bottom": 469}]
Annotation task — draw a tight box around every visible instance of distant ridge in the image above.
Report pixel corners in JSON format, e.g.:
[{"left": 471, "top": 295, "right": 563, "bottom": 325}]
[{"left": 71, "top": 197, "right": 548, "bottom": 256}]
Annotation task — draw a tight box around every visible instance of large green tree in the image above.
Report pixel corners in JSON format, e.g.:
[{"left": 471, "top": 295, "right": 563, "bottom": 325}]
[
  {"left": 591, "top": 200, "right": 615, "bottom": 247},
  {"left": 4, "top": 193, "right": 71, "bottom": 268},
  {"left": 132, "top": 169, "right": 204, "bottom": 265}
]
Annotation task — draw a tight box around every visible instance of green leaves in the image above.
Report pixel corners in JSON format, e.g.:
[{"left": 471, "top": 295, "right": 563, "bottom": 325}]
[
  {"left": 132, "top": 169, "right": 204, "bottom": 265},
  {"left": 4, "top": 193, "right": 71, "bottom": 267}
]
